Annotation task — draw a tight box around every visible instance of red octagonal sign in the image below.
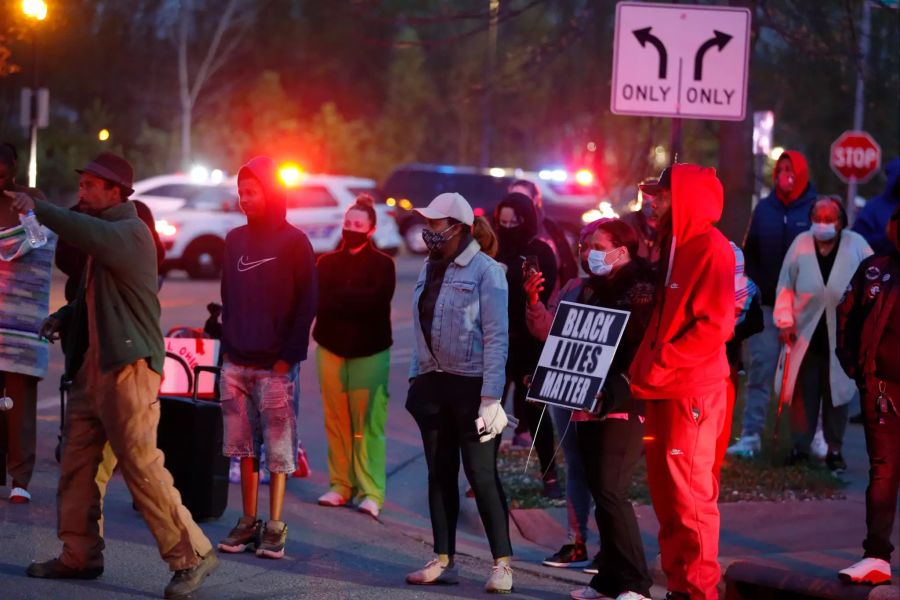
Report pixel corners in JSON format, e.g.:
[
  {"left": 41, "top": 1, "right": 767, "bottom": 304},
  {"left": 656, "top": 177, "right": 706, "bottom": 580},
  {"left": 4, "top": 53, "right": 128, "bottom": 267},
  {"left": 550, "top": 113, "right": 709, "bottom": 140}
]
[{"left": 830, "top": 130, "right": 882, "bottom": 183}]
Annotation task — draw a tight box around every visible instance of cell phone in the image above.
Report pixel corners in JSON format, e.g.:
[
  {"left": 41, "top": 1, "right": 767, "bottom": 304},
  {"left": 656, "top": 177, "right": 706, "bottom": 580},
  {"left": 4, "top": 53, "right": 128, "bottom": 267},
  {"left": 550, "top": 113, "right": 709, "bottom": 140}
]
[{"left": 521, "top": 255, "right": 539, "bottom": 278}]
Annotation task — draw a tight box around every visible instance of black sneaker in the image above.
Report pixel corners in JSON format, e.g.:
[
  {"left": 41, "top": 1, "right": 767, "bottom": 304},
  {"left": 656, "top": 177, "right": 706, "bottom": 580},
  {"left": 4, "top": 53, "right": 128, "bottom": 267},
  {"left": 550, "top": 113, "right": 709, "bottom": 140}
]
[
  {"left": 783, "top": 448, "right": 809, "bottom": 466},
  {"left": 826, "top": 451, "right": 847, "bottom": 474},
  {"left": 256, "top": 519, "right": 288, "bottom": 559},
  {"left": 164, "top": 552, "right": 219, "bottom": 599},
  {"left": 217, "top": 515, "right": 261, "bottom": 553},
  {"left": 542, "top": 543, "right": 589, "bottom": 567},
  {"left": 26, "top": 558, "right": 103, "bottom": 580},
  {"left": 582, "top": 554, "right": 602, "bottom": 574}
]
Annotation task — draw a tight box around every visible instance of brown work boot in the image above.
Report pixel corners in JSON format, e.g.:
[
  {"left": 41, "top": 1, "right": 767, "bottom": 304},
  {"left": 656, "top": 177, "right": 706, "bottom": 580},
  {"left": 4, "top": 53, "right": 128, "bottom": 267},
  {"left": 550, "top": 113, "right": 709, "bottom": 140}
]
[
  {"left": 26, "top": 558, "right": 103, "bottom": 580},
  {"left": 164, "top": 551, "right": 219, "bottom": 599}
]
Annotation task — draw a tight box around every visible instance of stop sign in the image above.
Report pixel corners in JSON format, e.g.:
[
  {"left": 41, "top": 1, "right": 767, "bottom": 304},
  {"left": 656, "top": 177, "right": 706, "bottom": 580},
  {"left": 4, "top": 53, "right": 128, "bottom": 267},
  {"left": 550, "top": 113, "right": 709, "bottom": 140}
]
[{"left": 830, "top": 130, "right": 882, "bottom": 183}]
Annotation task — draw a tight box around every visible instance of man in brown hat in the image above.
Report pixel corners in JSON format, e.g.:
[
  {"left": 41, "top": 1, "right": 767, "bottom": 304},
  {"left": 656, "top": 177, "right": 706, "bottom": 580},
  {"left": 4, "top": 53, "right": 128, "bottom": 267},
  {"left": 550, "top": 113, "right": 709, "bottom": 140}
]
[{"left": 8, "top": 152, "right": 218, "bottom": 599}]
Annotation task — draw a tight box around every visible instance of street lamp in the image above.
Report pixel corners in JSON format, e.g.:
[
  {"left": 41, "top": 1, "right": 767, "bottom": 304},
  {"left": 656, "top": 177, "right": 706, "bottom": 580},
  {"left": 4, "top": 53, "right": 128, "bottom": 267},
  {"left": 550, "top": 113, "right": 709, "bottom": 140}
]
[{"left": 22, "top": 0, "right": 47, "bottom": 188}]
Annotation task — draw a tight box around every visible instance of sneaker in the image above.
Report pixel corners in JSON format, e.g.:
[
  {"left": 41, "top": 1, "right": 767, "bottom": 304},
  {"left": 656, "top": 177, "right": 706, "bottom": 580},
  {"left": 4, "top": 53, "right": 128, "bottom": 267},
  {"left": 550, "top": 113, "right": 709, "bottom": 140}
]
[
  {"left": 217, "top": 516, "right": 261, "bottom": 553},
  {"left": 616, "top": 592, "right": 652, "bottom": 600},
  {"left": 256, "top": 520, "right": 287, "bottom": 559},
  {"left": 542, "top": 478, "right": 564, "bottom": 500},
  {"left": 292, "top": 443, "right": 311, "bottom": 478},
  {"left": 405, "top": 558, "right": 459, "bottom": 585},
  {"left": 26, "top": 558, "right": 103, "bottom": 580},
  {"left": 164, "top": 551, "right": 219, "bottom": 599},
  {"left": 512, "top": 431, "right": 532, "bottom": 448},
  {"left": 726, "top": 433, "right": 760, "bottom": 457},
  {"left": 318, "top": 491, "right": 348, "bottom": 507},
  {"left": 583, "top": 554, "right": 601, "bottom": 574},
  {"left": 570, "top": 587, "right": 613, "bottom": 599},
  {"left": 9, "top": 486, "right": 31, "bottom": 504},
  {"left": 811, "top": 429, "right": 828, "bottom": 459},
  {"left": 485, "top": 562, "right": 513, "bottom": 594},
  {"left": 826, "top": 451, "right": 848, "bottom": 474},
  {"left": 783, "top": 448, "right": 809, "bottom": 466},
  {"left": 358, "top": 498, "right": 380, "bottom": 519},
  {"left": 838, "top": 557, "right": 892, "bottom": 585},
  {"left": 542, "top": 543, "right": 590, "bottom": 567}
]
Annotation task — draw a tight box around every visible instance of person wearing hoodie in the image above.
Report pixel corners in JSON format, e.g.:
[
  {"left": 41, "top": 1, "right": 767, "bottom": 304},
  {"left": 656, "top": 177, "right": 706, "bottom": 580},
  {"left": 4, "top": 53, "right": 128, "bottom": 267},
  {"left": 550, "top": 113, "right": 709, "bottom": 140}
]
[
  {"left": 14, "top": 152, "right": 217, "bottom": 599},
  {"left": 493, "top": 192, "right": 562, "bottom": 500},
  {"left": 853, "top": 157, "right": 900, "bottom": 256},
  {"left": 836, "top": 206, "right": 900, "bottom": 586},
  {"left": 629, "top": 164, "right": 735, "bottom": 600},
  {"left": 525, "top": 218, "right": 656, "bottom": 600},
  {"left": 728, "top": 150, "right": 816, "bottom": 457},
  {"left": 313, "top": 194, "right": 395, "bottom": 519},
  {"left": 216, "top": 156, "right": 317, "bottom": 561}
]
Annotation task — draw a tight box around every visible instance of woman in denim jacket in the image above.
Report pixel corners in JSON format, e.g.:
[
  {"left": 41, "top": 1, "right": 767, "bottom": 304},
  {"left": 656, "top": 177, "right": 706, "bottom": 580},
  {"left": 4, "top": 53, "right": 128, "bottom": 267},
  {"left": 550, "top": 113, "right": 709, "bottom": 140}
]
[{"left": 404, "top": 192, "right": 514, "bottom": 594}]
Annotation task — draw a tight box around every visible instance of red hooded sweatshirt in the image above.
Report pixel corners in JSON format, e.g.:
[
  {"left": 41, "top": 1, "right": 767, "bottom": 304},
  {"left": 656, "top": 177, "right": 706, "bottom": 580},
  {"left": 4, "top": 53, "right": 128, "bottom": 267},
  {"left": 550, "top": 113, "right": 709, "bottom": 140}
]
[
  {"left": 630, "top": 164, "right": 735, "bottom": 400},
  {"left": 775, "top": 150, "right": 810, "bottom": 204}
]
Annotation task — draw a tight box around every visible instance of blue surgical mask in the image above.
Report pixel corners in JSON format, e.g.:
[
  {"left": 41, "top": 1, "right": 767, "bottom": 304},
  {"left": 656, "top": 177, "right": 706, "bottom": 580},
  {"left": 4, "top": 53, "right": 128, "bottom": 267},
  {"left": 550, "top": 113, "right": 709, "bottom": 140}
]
[
  {"left": 587, "top": 248, "right": 621, "bottom": 276},
  {"left": 811, "top": 222, "right": 837, "bottom": 242}
]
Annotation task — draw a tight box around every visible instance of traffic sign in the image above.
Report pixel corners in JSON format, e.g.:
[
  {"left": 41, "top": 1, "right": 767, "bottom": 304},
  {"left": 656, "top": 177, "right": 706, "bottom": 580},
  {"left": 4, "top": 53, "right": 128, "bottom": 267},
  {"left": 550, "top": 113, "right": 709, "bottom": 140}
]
[
  {"left": 611, "top": 2, "right": 752, "bottom": 121},
  {"left": 830, "top": 130, "right": 882, "bottom": 183}
]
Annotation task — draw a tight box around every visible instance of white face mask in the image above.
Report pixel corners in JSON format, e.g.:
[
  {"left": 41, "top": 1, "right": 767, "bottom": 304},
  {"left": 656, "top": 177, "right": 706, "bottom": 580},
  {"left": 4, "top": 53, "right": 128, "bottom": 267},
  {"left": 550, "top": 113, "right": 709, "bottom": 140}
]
[
  {"left": 587, "top": 248, "right": 622, "bottom": 276},
  {"left": 811, "top": 222, "right": 837, "bottom": 241}
]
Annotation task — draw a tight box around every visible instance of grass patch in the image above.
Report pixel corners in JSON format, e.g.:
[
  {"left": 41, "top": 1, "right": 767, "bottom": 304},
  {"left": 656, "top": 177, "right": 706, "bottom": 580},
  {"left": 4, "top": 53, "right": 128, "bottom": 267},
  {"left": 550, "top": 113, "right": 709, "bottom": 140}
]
[{"left": 499, "top": 377, "right": 847, "bottom": 508}]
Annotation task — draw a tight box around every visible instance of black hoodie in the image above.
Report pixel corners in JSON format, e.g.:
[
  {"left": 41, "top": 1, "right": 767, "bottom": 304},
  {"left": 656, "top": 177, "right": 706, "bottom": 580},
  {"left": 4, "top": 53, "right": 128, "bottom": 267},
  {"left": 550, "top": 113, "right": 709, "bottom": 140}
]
[{"left": 221, "top": 156, "right": 318, "bottom": 367}]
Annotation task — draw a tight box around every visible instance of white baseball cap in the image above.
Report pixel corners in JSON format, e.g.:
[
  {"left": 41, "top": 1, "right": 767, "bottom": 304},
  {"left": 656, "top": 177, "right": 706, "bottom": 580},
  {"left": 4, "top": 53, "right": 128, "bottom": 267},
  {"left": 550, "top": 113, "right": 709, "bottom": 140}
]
[{"left": 414, "top": 192, "right": 474, "bottom": 226}]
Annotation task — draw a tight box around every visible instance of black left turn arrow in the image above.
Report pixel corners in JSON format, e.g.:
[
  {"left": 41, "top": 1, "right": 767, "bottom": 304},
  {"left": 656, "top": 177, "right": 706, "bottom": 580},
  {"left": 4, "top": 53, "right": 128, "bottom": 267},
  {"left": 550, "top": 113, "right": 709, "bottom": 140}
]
[
  {"left": 633, "top": 27, "right": 668, "bottom": 79},
  {"left": 693, "top": 30, "right": 732, "bottom": 81}
]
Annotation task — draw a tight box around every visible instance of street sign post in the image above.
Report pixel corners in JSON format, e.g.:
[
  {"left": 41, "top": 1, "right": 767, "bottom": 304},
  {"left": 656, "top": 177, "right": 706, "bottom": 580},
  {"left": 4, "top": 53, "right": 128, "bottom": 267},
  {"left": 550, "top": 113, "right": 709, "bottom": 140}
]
[
  {"left": 830, "top": 130, "right": 882, "bottom": 184},
  {"left": 611, "top": 2, "right": 752, "bottom": 121}
]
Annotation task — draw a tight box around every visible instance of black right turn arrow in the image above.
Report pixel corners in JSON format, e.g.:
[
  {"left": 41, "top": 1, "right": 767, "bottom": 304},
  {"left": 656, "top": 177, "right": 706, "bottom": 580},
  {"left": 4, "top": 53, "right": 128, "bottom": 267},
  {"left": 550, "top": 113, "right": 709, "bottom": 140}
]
[
  {"left": 633, "top": 27, "right": 668, "bottom": 79},
  {"left": 693, "top": 30, "right": 732, "bottom": 81}
]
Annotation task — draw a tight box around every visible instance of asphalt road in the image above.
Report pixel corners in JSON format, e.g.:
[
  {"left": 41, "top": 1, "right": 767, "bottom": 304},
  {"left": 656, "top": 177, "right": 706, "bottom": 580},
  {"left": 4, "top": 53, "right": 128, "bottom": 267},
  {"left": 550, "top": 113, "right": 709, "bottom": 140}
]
[{"left": 1, "top": 256, "right": 588, "bottom": 599}]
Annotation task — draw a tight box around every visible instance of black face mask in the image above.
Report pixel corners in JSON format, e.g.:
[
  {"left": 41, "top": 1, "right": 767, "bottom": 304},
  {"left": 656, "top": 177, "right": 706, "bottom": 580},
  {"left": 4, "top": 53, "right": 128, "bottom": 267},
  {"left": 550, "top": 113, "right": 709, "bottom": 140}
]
[
  {"left": 497, "top": 224, "right": 530, "bottom": 250},
  {"left": 342, "top": 229, "right": 369, "bottom": 249}
]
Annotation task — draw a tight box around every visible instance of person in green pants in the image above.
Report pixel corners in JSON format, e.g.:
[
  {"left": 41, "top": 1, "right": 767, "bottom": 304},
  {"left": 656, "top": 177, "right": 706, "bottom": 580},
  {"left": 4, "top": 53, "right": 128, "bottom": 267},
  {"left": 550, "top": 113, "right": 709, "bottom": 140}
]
[{"left": 313, "top": 194, "right": 395, "bottom": 518}]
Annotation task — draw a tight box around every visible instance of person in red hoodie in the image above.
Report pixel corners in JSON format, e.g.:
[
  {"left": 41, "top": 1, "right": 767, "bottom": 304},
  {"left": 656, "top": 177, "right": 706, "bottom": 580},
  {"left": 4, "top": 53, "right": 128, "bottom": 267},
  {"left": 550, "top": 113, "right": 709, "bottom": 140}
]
[{"left": 630, "top": 164, "right": 735, "bottom": 600}]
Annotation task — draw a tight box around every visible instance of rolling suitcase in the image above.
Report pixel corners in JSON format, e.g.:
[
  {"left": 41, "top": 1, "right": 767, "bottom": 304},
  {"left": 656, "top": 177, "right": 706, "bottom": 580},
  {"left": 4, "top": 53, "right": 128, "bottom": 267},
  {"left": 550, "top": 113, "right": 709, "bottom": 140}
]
[{"left": 157, "top": 365, "right": 230, "bottom": 521}]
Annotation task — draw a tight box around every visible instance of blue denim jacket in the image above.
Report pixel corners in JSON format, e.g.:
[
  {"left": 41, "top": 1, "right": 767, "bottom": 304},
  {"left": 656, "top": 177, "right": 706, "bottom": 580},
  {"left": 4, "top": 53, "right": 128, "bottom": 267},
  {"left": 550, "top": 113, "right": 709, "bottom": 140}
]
[{"left": 409, "top": 240, "right": 509, "bottom": 398}]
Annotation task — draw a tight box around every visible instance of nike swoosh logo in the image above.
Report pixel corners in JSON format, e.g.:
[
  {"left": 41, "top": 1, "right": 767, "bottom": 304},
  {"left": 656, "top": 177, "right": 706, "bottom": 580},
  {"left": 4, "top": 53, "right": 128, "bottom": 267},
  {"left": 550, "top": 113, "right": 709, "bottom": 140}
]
[{"left": 237, "top": 256, "right": 277, "bottom": 272}]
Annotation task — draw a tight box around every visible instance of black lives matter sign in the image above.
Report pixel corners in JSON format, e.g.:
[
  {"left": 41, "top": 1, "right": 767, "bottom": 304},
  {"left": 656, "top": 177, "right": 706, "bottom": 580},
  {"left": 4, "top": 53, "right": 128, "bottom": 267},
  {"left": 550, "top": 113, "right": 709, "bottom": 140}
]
[{"left": 527, "top": 301, "right": 630, "bottom": 412}]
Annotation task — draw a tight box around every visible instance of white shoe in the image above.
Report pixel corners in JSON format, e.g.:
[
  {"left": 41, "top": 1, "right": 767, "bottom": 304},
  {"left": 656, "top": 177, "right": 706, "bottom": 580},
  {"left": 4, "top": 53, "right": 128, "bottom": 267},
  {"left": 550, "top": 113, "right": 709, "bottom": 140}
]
[
  {"left": 406, "top": 558, "right": 459, "bottom": 585},
  {"left": 485, "top": 562, "right": 513, "bottom": 594},
  {"left": 317, "top": 491, "right": 347, "bottom": 507},
  {"left": 9, "top": 487, "right": 31, "bottom": 504},
  {"left": 810, "top": 428, "right": 828, "bottom": 459},
  {"left": 357, "top": 498, "right": 380, "bottom": 519},
  {"left": 570, "top": 587, "right": 613, "bottom": 600},
  {"left": 616, "top": 592, "right": 651, "bottom": 600},
  {"left": 726, "top": 433, "right": 761, "bottom": 457},
  {"left": 838, "top": 557, "right": 892, "bottom": 585}
]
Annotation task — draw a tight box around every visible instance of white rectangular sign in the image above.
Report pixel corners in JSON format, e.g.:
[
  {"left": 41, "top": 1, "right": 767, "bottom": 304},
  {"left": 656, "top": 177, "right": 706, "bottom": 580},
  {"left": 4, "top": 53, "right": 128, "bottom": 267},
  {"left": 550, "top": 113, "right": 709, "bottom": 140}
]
[{"left": 611, "top": 2, "right": 751, "bottom": 121}]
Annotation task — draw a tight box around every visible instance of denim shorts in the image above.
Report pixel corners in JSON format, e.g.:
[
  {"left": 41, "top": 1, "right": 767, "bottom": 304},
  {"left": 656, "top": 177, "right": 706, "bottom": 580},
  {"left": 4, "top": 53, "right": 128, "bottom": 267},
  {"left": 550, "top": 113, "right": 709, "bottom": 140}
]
[{"left": 221, "top": 360, "right": 297, "bottom": 473}]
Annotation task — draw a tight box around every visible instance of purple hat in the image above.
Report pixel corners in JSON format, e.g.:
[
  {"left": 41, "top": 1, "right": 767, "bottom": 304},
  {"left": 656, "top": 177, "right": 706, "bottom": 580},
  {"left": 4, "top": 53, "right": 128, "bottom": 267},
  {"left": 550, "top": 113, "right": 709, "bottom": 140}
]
[{"left": 76, "top": 152, "right": 134, "bottom": 196}]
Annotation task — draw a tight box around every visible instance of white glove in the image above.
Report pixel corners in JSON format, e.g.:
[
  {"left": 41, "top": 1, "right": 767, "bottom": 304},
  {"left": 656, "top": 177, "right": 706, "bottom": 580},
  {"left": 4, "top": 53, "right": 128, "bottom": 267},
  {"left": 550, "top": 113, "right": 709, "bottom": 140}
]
[{"left": 476, "top": 397, "right": 508, "bottom": 443}]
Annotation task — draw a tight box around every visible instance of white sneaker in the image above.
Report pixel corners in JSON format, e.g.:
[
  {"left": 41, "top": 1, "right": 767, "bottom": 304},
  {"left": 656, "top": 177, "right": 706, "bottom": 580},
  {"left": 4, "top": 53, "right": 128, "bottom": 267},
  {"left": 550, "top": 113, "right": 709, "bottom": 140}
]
[
  {"left": 485, "top": 562, "right": 513, "bottom": 594},
  {"left": 357, "top": 498, "right": 380, "bottom": 519},
  {"left": 406, "top": 558, "right": 459, "bottom": 585},
  {"left": 317, "top": 491, "right": 347, "bottom": 507},
  {"left": 570, "top": 587, "right": 613, "bottom": 600},
  {"left": 838, "top": 557, "right": 892, "bottom": 585},
  {"left": 810, "top": 428, "right": 828, "bottom": 459},
  {"left": 726, "top": 433, "right": 761, "bottom": 457},
  {"left": 9, "top": 487, "right": 31, "bottom": 504},
  {"left": 616, "top": 592, "right": 651, "bottom": 600}
]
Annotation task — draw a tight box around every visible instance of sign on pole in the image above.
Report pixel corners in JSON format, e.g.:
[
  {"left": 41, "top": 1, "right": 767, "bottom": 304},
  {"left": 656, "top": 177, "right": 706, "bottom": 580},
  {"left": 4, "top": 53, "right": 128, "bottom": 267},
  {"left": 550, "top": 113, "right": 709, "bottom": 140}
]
[
  {"left": 611, "top": 2, "right": 752, "bottom": 121},
  {"left": 20, "top": 87, "right": 50, "bottom": 129},
  {"left": 830, "top": 130, "right": 882, "bottom": 184},
  {"left": 526, "top": 302, "right": 630, "bottom": 412}
]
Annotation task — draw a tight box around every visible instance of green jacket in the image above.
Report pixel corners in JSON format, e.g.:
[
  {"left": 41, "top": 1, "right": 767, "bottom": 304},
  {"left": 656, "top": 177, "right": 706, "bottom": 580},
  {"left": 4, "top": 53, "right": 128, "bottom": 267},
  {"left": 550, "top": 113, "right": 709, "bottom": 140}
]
[{"left": 35, "top": 199, "right": 164, "bottom": 377}]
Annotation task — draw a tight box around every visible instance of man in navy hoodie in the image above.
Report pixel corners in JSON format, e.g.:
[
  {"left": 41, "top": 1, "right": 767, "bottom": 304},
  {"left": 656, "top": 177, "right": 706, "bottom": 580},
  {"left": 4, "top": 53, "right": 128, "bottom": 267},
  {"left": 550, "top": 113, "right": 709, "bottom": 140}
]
[
  {"left": 728, "top": 150, "right": 816, "bottom": 457},
  {"left": 216, "top": 156, "right": 317, "bottom": 560}
]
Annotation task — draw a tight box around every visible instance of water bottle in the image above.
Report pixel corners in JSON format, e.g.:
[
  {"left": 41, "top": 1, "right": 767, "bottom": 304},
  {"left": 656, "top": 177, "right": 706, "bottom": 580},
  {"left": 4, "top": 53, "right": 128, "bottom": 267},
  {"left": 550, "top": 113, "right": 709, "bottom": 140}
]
[{"left": 20, "top": 210, "right": 47, "bottom": 248}]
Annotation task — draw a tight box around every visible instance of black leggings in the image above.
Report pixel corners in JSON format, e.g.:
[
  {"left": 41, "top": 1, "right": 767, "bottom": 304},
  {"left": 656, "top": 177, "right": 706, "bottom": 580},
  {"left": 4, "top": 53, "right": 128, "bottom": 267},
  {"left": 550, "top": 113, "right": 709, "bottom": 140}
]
[
  {"left": 406, "top": 371, "right": 513, "bottom": 559},
  {"left": 507, "top": 373, "right": 558, "bottom": 481},
  {"left": 577, "top": 417, "right": 652, "bottom": 598}
]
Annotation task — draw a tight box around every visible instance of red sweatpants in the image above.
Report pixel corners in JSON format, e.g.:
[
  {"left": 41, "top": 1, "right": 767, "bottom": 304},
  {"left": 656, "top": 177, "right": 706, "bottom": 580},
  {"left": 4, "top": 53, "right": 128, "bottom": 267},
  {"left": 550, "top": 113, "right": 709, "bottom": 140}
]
[{"left": 644, "top": 385, "right": 726, "bottom": 600}]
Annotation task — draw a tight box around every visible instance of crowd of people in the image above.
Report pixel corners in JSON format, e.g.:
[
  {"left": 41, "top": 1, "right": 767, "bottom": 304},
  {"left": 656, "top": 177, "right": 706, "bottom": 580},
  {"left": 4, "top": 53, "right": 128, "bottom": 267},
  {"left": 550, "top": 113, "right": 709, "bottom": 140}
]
[{"left": 0, "top": 142, "right": 897, "bottom": 599}]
